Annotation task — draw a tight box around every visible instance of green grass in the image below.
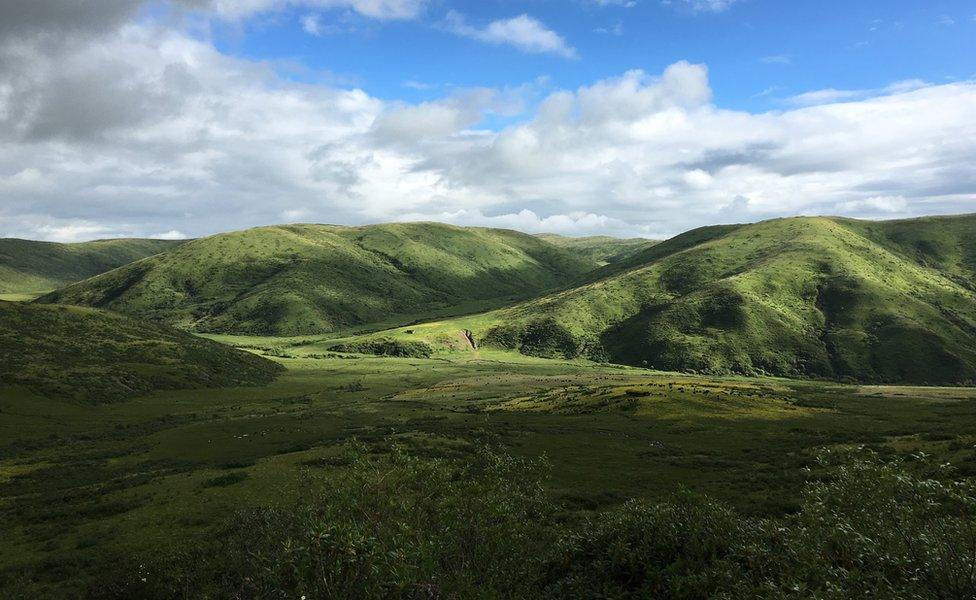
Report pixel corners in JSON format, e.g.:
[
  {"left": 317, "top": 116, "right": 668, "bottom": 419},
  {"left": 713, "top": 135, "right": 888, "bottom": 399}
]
[
  {"left": 40, "top": 222, "right": 597, "bottom": 336},
  {"left": 422, "top": 215, "right": 976, "bottom": 385},
  {"left": 0, "top": 237, "right": 182, "bottom": 296},
  {"left": 0, "top": 302, "right": 282, "bottom": 401},
  {"left": 5, "top": 342, "right": 976, "bottom": 594}
]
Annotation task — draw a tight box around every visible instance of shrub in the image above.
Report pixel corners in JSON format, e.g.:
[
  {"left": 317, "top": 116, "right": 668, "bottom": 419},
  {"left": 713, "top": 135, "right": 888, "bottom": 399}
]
[
  {"left": 90, "top": 444, "right": 555, "bottom": 599},
  {"left": 84, "top": 449, "right": 976, "bottom": 599},
  {"left": 330, "top": 339, "right": 433, "bottom": 358}
]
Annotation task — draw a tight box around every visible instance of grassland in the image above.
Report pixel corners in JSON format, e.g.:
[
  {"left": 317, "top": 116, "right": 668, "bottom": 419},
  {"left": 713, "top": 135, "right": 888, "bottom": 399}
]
[
  {"left": 4, "top": 343, "right": 976, "bottom": 595},
  {"left": 0, "top": 238, "right": 182, "bottom": 297},
  {"left": 0, "top": 302, "right": 282, "bottom": 401},
  {"left": 41, "top": 223, "right": 595, "bottom": 336}
]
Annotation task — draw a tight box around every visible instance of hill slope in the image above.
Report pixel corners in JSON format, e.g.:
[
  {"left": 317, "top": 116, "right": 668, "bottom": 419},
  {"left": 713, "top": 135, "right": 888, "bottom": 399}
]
[
  {"left": 535, "top": 234, "right": 658, "bottom": 266},
  {"left": 40, "top": 223, "right": 596, "bottom": 335},
  {"left": 0, "top": 238, "right": 183, "bottom": 296},
  {"left": 0, "top": 302, "right": 282, "bottom": 401},
  {"left": 470, "top": 215, "right": 976, "bottom": 384}
]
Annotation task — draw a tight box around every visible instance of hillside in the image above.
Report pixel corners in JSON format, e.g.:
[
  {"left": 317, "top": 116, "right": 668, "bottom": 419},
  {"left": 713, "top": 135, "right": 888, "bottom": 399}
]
[
  {"left": 39, "top": 223, "right": 596, "bottom": 335},
  {"left": 0, "top": 238, "right": 183, "bottom": 297},
  {"left": 0, "top": 301, "right": 282, "bottom": 401},
  {"left": 535, "top": 234, "right": 658, "bottom": 266},
  {"left": 417, "top": 215, "right": 976, "bottom": 385}
]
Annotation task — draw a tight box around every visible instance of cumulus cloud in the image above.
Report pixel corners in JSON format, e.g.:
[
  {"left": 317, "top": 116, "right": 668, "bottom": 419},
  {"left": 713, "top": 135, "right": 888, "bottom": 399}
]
[
  {"left": 442, "top": 12, "right": 578, "bottom": 58},
  {"left": 371, "top": 89, "right": 500, "bottom": 143},
  {"left": 0, "top": 5, "right": 975, "bottom": 242},
  {"left": 0, "top": 1, "right": 141, "bottom": 38}
]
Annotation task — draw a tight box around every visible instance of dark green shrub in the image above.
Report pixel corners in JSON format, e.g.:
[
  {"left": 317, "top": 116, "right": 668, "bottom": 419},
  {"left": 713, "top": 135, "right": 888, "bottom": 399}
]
[
  {"left": 90, "top": 445, "right": 555, "bottom": 599},
  {"left": 83, "top": 449, "right": 976, "bottom": 599},
  {"left": 329, "top": 339, "right": 433, "bottom": 358}
]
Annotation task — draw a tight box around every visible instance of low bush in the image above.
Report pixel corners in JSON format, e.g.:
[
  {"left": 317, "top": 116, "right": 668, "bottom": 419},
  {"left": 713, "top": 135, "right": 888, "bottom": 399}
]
[{"left": 84, "top": 448, "right": 976, "bottom": 599}]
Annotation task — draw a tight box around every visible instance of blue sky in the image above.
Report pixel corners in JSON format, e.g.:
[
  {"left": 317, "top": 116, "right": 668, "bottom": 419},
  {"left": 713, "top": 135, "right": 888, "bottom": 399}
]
[
  {"left": 0, "top": 0, "right": 975, "bottom": 241},
  {"left": 212, "top": 0, "right": 976, "bottom": 112}
]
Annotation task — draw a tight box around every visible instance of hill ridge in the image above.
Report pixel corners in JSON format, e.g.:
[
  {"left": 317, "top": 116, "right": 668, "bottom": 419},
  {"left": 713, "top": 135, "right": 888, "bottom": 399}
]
[
  {"left": 40, "top": 222, "right": 597, "bottom": 335},
  {"left": 375, "top": 214, "right": 976, "bottom": 385}
]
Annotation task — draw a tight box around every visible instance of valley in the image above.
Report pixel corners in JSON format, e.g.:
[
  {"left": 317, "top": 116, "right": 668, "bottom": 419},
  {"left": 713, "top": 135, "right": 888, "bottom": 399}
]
[{"left": 4, "top": 214, "right": 976, "bottom": 596}]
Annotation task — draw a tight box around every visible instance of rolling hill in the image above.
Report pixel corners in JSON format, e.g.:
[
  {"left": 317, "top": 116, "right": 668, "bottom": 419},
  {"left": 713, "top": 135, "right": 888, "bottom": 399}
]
[
  {"left": 0, "top": 237, "right": 183, "bottom": 297},
  {"left": 390, "top": 215, "right": 976, "bottom": 385},
  {"left": 0, "top": 301, "right": 283, "bottom": 401},
  {"left": 39, "top": 223, "right": 596, "bottom": 335},
  {"left": 535, "top": 234, "right": 659, "bottom": 266}
]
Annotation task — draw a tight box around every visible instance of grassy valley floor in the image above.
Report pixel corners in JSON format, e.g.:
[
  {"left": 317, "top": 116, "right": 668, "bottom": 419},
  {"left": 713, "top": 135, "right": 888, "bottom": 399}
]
[{"left": 4, "top": 343, "right": 976, "bottom": 594}]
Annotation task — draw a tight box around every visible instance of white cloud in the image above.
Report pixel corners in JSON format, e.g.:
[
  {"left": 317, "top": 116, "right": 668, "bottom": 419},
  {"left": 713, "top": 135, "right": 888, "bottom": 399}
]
[
  {"left": 1, "top": 9, "right": 975, "bottom": 242},
  {"left": 442, "top": 12, "right": 578, "bottom": 59},
  {"left": 150, "top": 229, "right": 189, "bottom": 240},
  {"left": 32, "top": 221, "right": 117, "bottom": 243},
  {"left": 835, "top": 195, "right": 908, "bottom": 215}
]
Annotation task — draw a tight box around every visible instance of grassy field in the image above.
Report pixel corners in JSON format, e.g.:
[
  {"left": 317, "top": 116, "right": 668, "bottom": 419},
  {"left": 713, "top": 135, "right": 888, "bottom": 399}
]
[{"left": 4, "top": 343, "right": 976, "bottom": 595}]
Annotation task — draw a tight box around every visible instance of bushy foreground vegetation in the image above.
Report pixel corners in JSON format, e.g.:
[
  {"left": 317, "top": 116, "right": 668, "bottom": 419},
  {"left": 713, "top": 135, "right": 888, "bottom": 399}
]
[{"left": 69, "top": 446, "right": 976, "bottom": 599}]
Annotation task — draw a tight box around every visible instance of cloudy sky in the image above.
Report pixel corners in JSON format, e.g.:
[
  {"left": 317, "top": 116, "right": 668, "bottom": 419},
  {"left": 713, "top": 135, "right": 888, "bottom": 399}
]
[{"left": 0, "top": 0, "right": 974, "bottom": 242}]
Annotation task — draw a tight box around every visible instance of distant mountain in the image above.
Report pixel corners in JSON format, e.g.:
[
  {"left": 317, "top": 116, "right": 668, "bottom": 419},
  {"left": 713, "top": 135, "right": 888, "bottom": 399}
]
[
  {"left": 40, "top": 223, "right": 596, "bottom": 335},
  {"left": 0, "top": 238, "right": 183, "bottom": 296},
  {"left": 0, "top": 302, "right": 282, "bottom": 401},
  {"left": 477, "top": 215, "right": 976, "bottom": 385},
  {"left": 535, "top": 234, "right": 659, "bottom": 266}
]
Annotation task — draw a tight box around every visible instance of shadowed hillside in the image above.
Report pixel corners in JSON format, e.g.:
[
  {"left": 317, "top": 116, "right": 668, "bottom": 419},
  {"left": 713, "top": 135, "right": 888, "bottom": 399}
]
[
  {"left": 0, "top": 238, "right": 184, "bottom": 297},
  {"left": 40, "top": 223, "right": 596, "bottom": 335},
  {"left": 0, "top": 302, "right": 282, "bottom": 401},
  {"left": 472, "top": 215, "right": 976, "bottom": 384}
]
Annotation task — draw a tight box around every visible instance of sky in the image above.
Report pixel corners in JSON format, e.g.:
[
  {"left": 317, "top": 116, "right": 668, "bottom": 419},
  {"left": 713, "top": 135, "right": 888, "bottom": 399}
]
[{"left": 0, "top": 1, "right": 974, "bottom": 242}]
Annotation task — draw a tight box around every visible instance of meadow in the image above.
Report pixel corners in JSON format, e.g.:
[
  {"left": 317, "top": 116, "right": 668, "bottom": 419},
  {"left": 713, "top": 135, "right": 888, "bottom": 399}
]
[{"left": 5, "top": 341, "right": 976, "bottom": 595}]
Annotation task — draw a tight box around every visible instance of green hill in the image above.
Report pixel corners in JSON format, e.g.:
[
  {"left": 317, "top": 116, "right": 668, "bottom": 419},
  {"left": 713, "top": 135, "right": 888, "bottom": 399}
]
[
  {"left": 468, "top": 215, "right": 976, "bottom": 385},
  {"left": 535, "top": 234, "right": 659, "bottom": 266},
  {"left": 0, "top": 238, "right": 183, "bottom": 297},
  {"left": 40, "top": 223, "right": 596, "bottom": 335},
  {"left": 0, "top": 301, "right": 282, "bottom": 401}
]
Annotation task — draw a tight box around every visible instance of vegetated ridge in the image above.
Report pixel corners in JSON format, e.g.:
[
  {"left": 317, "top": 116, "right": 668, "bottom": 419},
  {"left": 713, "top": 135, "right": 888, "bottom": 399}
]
[
  {"left": 40, "top": 222, "right": 596, "bottom": 335},
  {"left": 474, "top": 214, "right": 976, "bottom": 385}
]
